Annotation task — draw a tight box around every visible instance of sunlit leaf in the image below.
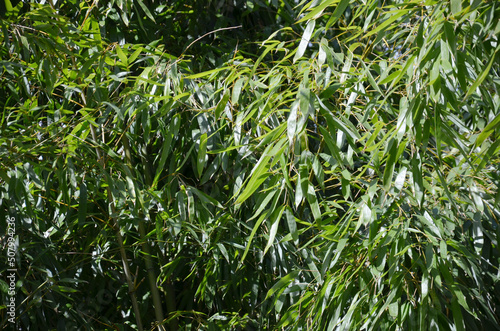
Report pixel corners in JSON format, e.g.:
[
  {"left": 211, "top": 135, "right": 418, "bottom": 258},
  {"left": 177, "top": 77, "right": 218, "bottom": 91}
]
[
  {"left": 293, "top": 20, "right": 316, "bottom": 63},
  {"left": 197, "top": 133, "right": 207, "bottom": 178}
]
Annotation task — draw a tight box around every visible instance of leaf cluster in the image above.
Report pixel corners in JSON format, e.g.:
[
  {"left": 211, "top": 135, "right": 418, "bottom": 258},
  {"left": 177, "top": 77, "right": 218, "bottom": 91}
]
[{"left": 1, "top": 0, "right": 499, "bottom": 330}]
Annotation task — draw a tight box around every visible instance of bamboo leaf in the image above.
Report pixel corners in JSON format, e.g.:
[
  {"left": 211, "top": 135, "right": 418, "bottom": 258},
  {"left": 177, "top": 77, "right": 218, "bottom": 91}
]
[
  {"left": 185, "top": 67, "right": 231, "bottom": 79},
  {"left": 232, "top": 77, "right": 246, "bottom": 105},
  {"left": 287, "top": 101, "right": 299, "bottom": 143},
  {"left": 364, "top": 10, "right": 408, "bottom": 39},
  {"left": 136, "top": 0, "right": 156, "bottom": 22},
  {"left": 265, "top": 270, "right": 300, "bottom": 300},
  {"left": 215, "top": 91, "right": 230, "bottom": 119},
  {"left": 129, "top": 46, "right": 143, "bottom": 64},
  {"left": 464, "top": 45, "right": 500, "bottom": 101},
  {"left": 116, "top": 44, "right": 128, "bottom": 67},
  {"left": 450, "top": 0, "right": 462, "bottom": 15},
  {"left": 235, "top": 138, "right": 286, "bottom": 206},
  {"left": 187, "top": 186, "right": 223, "bottom": 209},
  {"left": 197, "top": 133, "right": 207, "bottom": 178},
  {"left": 285, "top": 207, "right": 299, "bottom": 243},
  {"left": 240, "top": 213, "right": 267, "bottom": 265},
  {"left": 307, "top": 184, "right": 321, "bottom": 222},
  {"left": 293, "top": 20, "right": 316, "bottom": 63},
  {"left": 326, "top": 0, "right": 350, "bottom": 29},
  {"left": 476, "top": 112, "right": 500, "bottom": 146},
  {"left": 383, "top": 139, "right": 398, "bottom": 191},
  {"left": 263, "top": 205, "right": 285, "bottom": 257},
  {"left": 394, "top": 166, "right": 407, "bottom": 191},
  {"left": 296, "top": 0, "right": 340, "bottom": 24}
]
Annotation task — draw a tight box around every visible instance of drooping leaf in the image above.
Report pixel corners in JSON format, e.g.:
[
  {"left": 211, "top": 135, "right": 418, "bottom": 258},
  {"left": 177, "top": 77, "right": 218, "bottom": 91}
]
[
  {"left": 197, "top": 133, "right": 207, "bottom": 178},
  {"left": 293, "top": 20, "right": 316, "bottom": 63}
]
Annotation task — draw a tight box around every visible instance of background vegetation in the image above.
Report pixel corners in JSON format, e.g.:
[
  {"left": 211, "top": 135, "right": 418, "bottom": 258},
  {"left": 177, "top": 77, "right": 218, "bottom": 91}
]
[{"left": 1, "top": 0, "right": 499, "bottom": 330}]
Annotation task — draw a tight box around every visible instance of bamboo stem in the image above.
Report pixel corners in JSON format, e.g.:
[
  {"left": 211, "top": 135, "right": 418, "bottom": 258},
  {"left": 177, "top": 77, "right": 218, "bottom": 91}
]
[
  {"left": 122, "top": 133, "right": 168, "bottom": 330},
  {"left": 90, "top": 123, "right": 144, "bottom": 331}
]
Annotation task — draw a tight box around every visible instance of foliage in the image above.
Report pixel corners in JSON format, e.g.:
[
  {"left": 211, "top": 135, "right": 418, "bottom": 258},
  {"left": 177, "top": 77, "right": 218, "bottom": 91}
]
[{"left": 1, "top": 0, "right": 499, "bottom": 330}]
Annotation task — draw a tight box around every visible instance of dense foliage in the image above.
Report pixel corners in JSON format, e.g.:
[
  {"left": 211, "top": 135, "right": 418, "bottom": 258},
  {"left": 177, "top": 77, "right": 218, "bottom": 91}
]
[{"left": 1, "top": 0, "right": 499, "bottom": 330}]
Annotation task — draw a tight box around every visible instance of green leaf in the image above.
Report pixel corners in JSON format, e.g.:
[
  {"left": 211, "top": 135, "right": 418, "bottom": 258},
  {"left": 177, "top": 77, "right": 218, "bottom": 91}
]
[
  {"left": 318, "top": 98, "right": 361, "bottom": 144},
  {"left": 235, "top": 137, "right": 286, "bottom": 206},
  {"left": 129, "top": 46, "right": 143, "bottom": 64},
  {"left": 326, "top": 0, "right": 350, "bottom": 29},
  {"left": 3, "top": 0, "right": 14, "bottom": 11},
  {"left": 444, "top": 21, "right": 456, "bottom": 54},
  {"left": 185, "top": 67, "right": 230, "bottom": 79},
  {"left": 293, "top": 20, "right": 316, "bottom": 63},
  {"left": 418, "top": 211, "right": 442, "bottom": 239},
  {"left": 298, "top": 83, "right": 311, "bottom": 120},
  {"left": 116, "top": 44, "right": 128, "bottom": 67},
  {"left": 359, "top": 202, "right": 372, "bottom": 227},
  {"left": 136, "top": 0, "right": 156, "bottom": 22},
  {"left": 285, "top": 207, "right": 299, "bottom": 243},
  {"left": 296, "top": 163, "right": 309, "bottom": 208},
  {"left": 249, "top": 189, "right": 278, "bottom": 222},
  {"left": 297, "top": 0, "right": 341, "bottom": 24},
  {"left": 240, "top": 213, "right": 266, "bottom": 265},
  {"left": 197, "top": 133, "right": 207, "bottom": 178},
  {"left": 411, "top": 155, "right": 424, "bottom": 207},
  {"left": 394, "top": 166, "right": 407, "bottom": 191},
  {"left": 364, "top": 10, "right": 408, "bottom": 39},
  {"left": 451, "top": 295, "right": 466, "bottom": 331},
  {"left": 388, "top": 55, "right": 416, "bottom": 91},
  {"left": 312, "top": 155, "right": 325, "bottom": 190},
  {"left": 307, "top": 184, "right": 321, "bottom": 222},
  {"left": 2, "top": 0, "right": 23, "bottom": 17},
  {"left": 287, "top": 101, "right": 299, "bottom": 143},
  {"left": 173, "top": 92, "right": 190, "bottom": 101},
  {"left": 152, "top": 115, "right": 179, "bottom": 188},
  {"left": 187, "top": 186, "right": 223, "bottom": 209},
  {"left": 53, "top": 285, "right": 79, "bottom": 293},
  {"left": 215, "top": 91, "right": 230, "bottom": 119},
  {"left": 476, "top": 139, "right": 500, "bottom": 173},
  {"left": 232, "top": 77, "right": 246, "bottom": 105},
  {"left": 361, "top": 61, "right": 383, "bottom": 95},
  {"left": 450, "top": 0, "right": 462, "bottom": 15},
  {"left": 476, "top": 112, "right": 500, "bottom": 147},
  {"left": 378, "top": 70, "right": 401, "bottom": 86},
  {"left": 464, "top": 45, "right": 500, "bottom": 101},
  {"left": 319, "top": 125, "right": 344, "bottom": 166},
  {"left": 0, "top": 279, "right": 9, "bottom": 294},
  {"left": 383, "top": 139, "right": 398, "bottom": 191},
  {"left": 217, "top": 243, "right": 230, "bottom": 263},
  {"left": 263, "top": 205, "right": 285, "bottom": 257},
  {"left": 265, "top": 270, "right": 300, "bottom": 300},
  {"left": 341, "top": 176, "right": 350, "bottom": 200}
]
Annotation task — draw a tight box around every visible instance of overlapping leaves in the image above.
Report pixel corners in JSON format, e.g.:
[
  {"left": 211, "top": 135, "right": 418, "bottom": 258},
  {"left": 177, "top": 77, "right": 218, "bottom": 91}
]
[{"left": 1, "top": 0, "right": 499, "bottom": 330}]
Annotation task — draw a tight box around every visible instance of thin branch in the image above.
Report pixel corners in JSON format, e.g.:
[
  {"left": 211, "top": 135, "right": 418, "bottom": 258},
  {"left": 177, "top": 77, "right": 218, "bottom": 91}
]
[{"left": 182, "top": 25, "right": 242, "bottom": 55}]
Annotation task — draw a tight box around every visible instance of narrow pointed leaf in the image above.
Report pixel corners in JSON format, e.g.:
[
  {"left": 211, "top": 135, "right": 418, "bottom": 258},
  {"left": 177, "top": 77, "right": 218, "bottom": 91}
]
[{"left": 293, "top": 20, "right": 316, "bottom": 63}]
